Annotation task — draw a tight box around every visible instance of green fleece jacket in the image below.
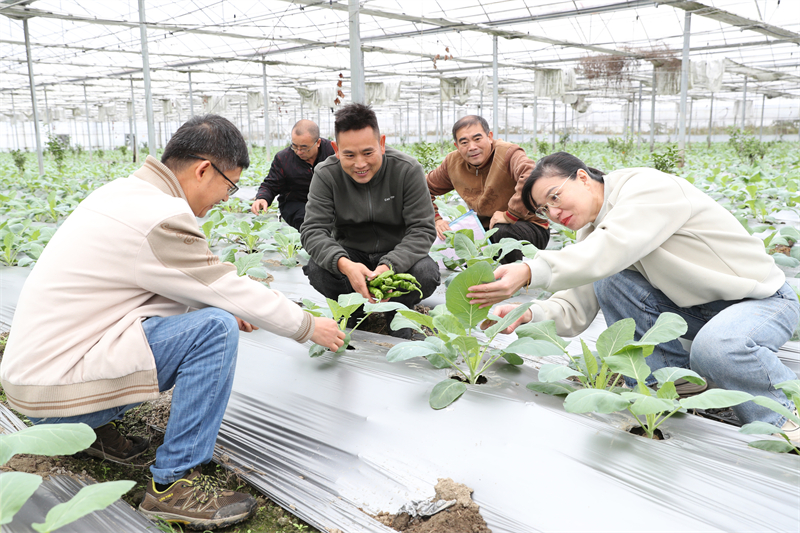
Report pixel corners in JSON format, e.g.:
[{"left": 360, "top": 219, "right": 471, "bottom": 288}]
[
  {"left": 300, "top": 147, "right": 436, "bottom": 274},
  {"left": 524, "top": 167, "right": 785, "bottom": 337}
]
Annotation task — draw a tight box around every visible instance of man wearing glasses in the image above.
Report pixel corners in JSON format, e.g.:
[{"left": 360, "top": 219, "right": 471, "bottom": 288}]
[
  {"left": 1, "top": 115, "right": 344, "bottom": 530},
  {"left": 251, "top": 119, "right": 335, "bottom": 230}
]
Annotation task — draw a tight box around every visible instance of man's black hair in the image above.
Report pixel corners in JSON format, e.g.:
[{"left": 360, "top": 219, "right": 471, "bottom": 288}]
[
  {"left": 334, "top": 103, "right": 380, "bottom": 140},
  {"left": 292, "top": 119, "right": 320, "bottom": 140},
  {"left": 452, "top": 115, "right": 490, "bottom": 141},
  {"left": 161, "top": 114, "right": 249, "bottom": 173}
]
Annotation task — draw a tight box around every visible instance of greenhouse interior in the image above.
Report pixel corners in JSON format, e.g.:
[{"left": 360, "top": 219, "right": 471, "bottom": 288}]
[{"left": 1, "top": 1, "right": 799, "bottom": 532}]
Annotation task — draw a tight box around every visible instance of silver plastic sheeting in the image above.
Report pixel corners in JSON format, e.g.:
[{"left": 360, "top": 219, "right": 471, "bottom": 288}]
[
  {"left": 4, "top": 474, "right": 153, "bottom": 533},
  {"left": 0, "top": 266, "right": 28, "bottom": 330},
  {"left": 216, "top": 329, "right": 800, "bottom": 533}
]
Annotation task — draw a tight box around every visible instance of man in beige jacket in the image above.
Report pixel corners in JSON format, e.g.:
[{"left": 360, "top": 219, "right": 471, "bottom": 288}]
[{"left": 0, "top": 115, "right": 344, "bottom": 529}]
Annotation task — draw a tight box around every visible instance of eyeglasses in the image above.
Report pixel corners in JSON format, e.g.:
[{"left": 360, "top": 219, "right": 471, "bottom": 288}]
[
  {"left": 186, "top": 154, "right": 239, "bottom": 196},
  {"left": 533, "top": 177, "right": 571, "bottom": 220},
  {"left": 290, "top": 139, "right": 319, "bottom": 153}
]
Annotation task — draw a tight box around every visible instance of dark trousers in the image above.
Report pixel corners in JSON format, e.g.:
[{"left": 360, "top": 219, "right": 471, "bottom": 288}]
[
  {"left": 303, "top": 247, "right": 440, "bottom": 311},
  {"left": 490, "top": 221, "right": 550, "bottom": 264},
  {"left": 280, "top": 201, "right": 306, "bottom": 231}
]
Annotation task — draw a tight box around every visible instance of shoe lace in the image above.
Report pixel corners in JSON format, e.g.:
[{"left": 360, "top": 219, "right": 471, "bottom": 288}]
[{"left": 189, "top": 473, "right": 224, "bottom": 504}]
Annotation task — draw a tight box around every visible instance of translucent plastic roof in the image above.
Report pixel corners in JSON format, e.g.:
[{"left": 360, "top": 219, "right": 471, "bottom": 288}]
[{"left": 2, "top": 0, "right": 799, "bottom": 115}]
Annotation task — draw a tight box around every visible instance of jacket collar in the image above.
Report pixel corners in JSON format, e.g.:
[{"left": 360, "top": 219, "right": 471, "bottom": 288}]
[{"left": 133, "top": 155, "right": 189, "bottom": 202}]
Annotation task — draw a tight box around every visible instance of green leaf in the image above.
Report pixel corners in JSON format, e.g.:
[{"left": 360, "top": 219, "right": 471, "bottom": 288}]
[
  {"left": 596, "top": 318, "right": 635, "bottom": 360},
  {"left": 605, "top": 347, "right": 651, "bottom": 384},
  {"left": 515, "top": 320, "right": 569, "bottom": 351},
  {"left": 422, "top": 338, "right": 457, "bottom": 368},
  {"left": 0, "top": 424, "right": 96, "bottom": 465},
  {"left": 503, "top": 338, "right": 564, "bottom": 357},
  {"left": 0, "top": 472, "right": 42, "bottom": 525},
  {"left": 580, "top": 339, "right": 598, "bottom": 378},
  {"left": 751, "top": 396, "right": 800, "bottom": 425},
  {"left": 652, "top": 367, "right": 705, "bottom": 387},
  {"left": 334, "top": 331, "right": 351, "bottom": 354},
  {"left": 620, "top": 392, "right": 676, "bottom": 416},
  {"left": 308, "top": 344, "right": 327, "bottom": 358},
  {"left": 483, "top": 302, "right": 534, "bottom": 339},
  {"left": 501, "top": 353, "right": 524, "bottom": 365},
  {"left": 433, "top": 314, "right": 466, "bottom": 337},
  {"left": 446, "top": 261, "right": 495, "bottom": 330},
  {"left": 564, "top": 388, "right": 630, "bottom": 414},
  {"left": 452, "top": 336, "right": 480, "bottom": 360},
  {"left": 396, "top": 309, "right": 437, "bottom": 332},
  {"left": 453, "top": 232, "right": 479, "bottom": 260},
  {"left": 679, "top": 389, "right": 753, "bottom": 410},
  {"left": 32, "top": 480, "right": 135, "bottom": 533},
  {"left": 386, "top": 341, "right": 441, "bottom": 362},
  {"left": 739, "top": 421, "right": 784, "bottom": 436},
  {"left": 429, "top": 380, "right": 467, "bottom": 409},
  {"left": 364, "top": 301, "right": 406, "bottom": 314},
  {"left": 775, "top": 379, "right": 800, "bottom": 399},
  {"left": 537, "top": 363, "right": 580, "bottom": 383},
  {"left": 526, "top": 381, "right": 576, "bottom": 396},
  {"left": 635, "top": 312, "right": 688, "bottom": 346},
  {"left": 747, "top": 440, "right": 797, "bottom": 454},
  {"left": 772, "top": 253, "right": 800, "bottom": 268},
  {"left": 338, "top": 292, "right": 368, "bottom": 309},
  {"left": 656, "top": 381, "right": 678, "bottom": 400}
]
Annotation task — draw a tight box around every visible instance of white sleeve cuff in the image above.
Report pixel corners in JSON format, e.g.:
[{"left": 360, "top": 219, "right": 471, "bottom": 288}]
[{"left": 525, "top": 257, "right": 552, "bottom": 289}]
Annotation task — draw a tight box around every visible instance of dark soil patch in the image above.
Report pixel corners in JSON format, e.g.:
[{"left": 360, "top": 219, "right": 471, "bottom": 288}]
[
  {"left": 452, "top": 374, "right": 488, "bottom": 385},
  {"left": 628, "top": 426, "right": 667, "bottom": 440},
  {"left": 248, "top": 273, "right": 275, "bottom": 284},
  {"left": 373, "top": 478, "right": 491, "bottom": 533}
]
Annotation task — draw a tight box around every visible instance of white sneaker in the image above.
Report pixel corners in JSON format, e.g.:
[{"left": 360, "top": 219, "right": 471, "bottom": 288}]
[{"left": 781, "top": 409, "right": 800, "bottom": 443}]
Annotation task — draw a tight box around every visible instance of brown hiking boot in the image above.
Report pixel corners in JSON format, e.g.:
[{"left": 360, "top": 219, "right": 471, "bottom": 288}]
[
  {"left": 85, "top": 421, "right": 149, "bottom": 464},
  {"left": 138, "top": 466, "right": 257, "bottom": 530}
]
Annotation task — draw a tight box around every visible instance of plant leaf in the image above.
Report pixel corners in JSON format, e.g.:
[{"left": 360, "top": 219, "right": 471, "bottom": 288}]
[
  {"left": 395, "top": 309, "right": 437, "bottom": 332},
  {"left": 429, "top": 380, "right": 467, "bottom": 410},
  {"left": 503, "top": 338, "right": 564, "bottom": 357},
  {"left": 605, "top": 347, "right": 651, "bottom": 384},
  {"left": 656, "top": 381, "right": 678, "bottom": 400},
  {"left": 446, "top": 261, "right": 494, "bottom": 330},
  {"left": 739, "top": 421, "right": 785, "bottom": 436},
  {"left": 0, "top": 472, "right": 42, "bottom": 525},
  {"left": 596, "top": 318, "right": 635, "bottom": 360},
  {"left": 631, "top": 312, "right": 687, "bottom": 347},
  {"left": 620, "top": 392, "right": 676, "bottom": 416},
  {"left": 526, "top": 381, "right": 576, "bottom": 396},
  {"left": 0, "top": 424, "right": 96, "bottom": 466},
  {"left": 564, "top": 388, "right": 630, "bottom": 414},
  {"left": 433, "top": 314, "right": 466, "bottom": 337},
  {"left": 751, "top": 396, "right": 800, "bottom": 425},
  {"left": 679, "top": 389, "right": 753, "bottom": 410},
  {"left": 580, "top": 339, "right": 598, "bottom": 378},
  {"left": 453, "top": 232, "right": 479, "bottom": 260},
  {"left": 538, "top": 363, "right": 579, "bottom": 383},
  {"left": 652, "top": 367, "right": 705, "bottom": 387},
  {"left": 514, "top": 320, "right": 569, "bottom": 351},
  {"left": 386, "top": 341, "right": 440, "bottom": 362},
  {"left": 747, "top": 440, "right": 797, "bottom": 454},
  {"left": 32, "top": 480, "right": 135, "bottom": 533},
  {"left": 364, "top": 301, "right": 406, "bottom": 314}
]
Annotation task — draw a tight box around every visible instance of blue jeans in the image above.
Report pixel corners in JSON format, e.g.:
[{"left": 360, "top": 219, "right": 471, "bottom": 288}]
[
  {"left": 594, "top": 269, "right": 799, "bottom": 426},
  {"left": 28, "top": 307, "right": 239, "bottom": 485}
]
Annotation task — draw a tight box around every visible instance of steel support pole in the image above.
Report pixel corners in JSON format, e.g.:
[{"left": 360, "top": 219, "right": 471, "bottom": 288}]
[
  {"left": 188, "top": 70, "right": 195, "bottom": 117},
  {"left": 707, "top": 93, "right": 714, "bottom": 148},
  {"left": 23, "top": 18, "right": 44, "bottom": 175},
  {"left": 439, "top": 99, "right": 444, "bottom": 145},
  {"left": 406, "top": 101, "right": 410, "bottom": 144},
  {"left": 138, "top": 0, "right": 156, "bottom": 157},
  {"left": 533, "top": 95, "right": 538, "bottom": 145},
  {"left": 492, "top": 35, "right": 499, "bottom": 134},
  {"left": 11, "top": 92, "right": 20, "bottom": 151},
  {"left": 649, "top": 68, "right": 657, "bottom": 151},
  {"left": 418, "top": 89, "right": 422, "bottom": 142},
  {"left": 551, "top": 100, "right": 556, "bottom": 148},
  {"left": 504, "top": 97, "right": 509, "bottom": 140},
  {"left": 759, "top": 93, "right": 766, "bottom": 140},
  {"left": 130, "top": 78, "right": 139, "bottom": 163},
  {"left": 521, "top": 104, "right": 525, "bottom": 146},
  {"left": 43, "top": 87, "right": 50, "bottom": 135},
  {"left": 262, "top": 62, "right": 270, "bottom": 157},
  {"left": 348, "top": 0, "right": 365, "bottom": 104},
  {"left": 83, "top": 84, "right": 92, "bottom": 155},
  {"left": 637, "top": 82, "right": 643, "bottom": 148},
  {"left": 741, "top": 75, "right": 748, "bottom": 129},
  {"left": 678, "top": 11, "right": 691, "bottom": 163}
]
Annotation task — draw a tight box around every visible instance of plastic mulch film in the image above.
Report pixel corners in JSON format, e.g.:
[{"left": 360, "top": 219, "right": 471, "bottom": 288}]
[
  {"left": 4, "top": 473, "right": 154, "bottom": 533},
  {"left": 216, "top": 329, "right": 800, "bottom": 533},
  {"left": 1, "top": 266, "right": 29, "bottom": 331}
]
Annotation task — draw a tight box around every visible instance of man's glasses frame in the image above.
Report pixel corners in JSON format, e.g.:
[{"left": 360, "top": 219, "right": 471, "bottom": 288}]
[
  {"left": 186, "top": 154, "right": 239, "bottom": 196},
  {"left": 290, "top": 138, "right": 320, "bottom": 154}
]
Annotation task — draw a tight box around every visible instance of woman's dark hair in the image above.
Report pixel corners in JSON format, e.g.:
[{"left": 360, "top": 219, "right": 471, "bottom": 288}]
[
  {"left": 161, "top": 114, "right": 249, "bottom": 173},
  {"left": 334, "top": 103, "right": 380, "bottom": 140},
  {"left": 521, "top": 152, "right": 605, "bottom": 213}
]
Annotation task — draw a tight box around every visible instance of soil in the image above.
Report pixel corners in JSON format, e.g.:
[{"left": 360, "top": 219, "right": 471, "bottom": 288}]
[
  {"left": 773, "top": 244, "right": 792, "bottom": 256},
  {"left": 248, "top": 273, "right": 275, "bottom": 284},
  {"left": 373, "top": 478, "right": 491, "bottom": 533}
]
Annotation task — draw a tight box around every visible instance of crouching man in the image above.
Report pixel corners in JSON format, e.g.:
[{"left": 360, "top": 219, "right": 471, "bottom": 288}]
[
  {"left": 301, "top": 104, "right": 439, "bottom": 337},
  {"left": 0, "top": 115, "right": 344, "bottom": 530}
]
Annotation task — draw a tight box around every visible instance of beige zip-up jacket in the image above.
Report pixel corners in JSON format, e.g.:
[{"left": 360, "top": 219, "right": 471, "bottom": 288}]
[
  {"left": 525, "top": 167, "right": 785, "bottom": 337},
  {"left": 1, "top": 157, "right": 314, "bottom": 417}
]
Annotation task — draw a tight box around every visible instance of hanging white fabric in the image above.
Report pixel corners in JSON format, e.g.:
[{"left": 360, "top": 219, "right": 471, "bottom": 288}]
[
  {"left": 562, "top": 68, "right": 577, "bottom": 91},
  {"left": 654, "top": 63, "right": 685, "bottom": 96},
  {"left": 126, "top": 102, "right": 134, "bottom": 119},
  {"left": 202, "top": 95, "right": 227, "bottom": 114},
  {"left": 384, "top": 82, "right": 401, "bottom": 102},
  {"left": 161, "top": 99, "right": 173, "bottom": 117},
  {"left": 295, "top": 87, "right": 336, "bottom": 111},
  {"left": 534, "top": 69, "right": 565, "bottom": 97},
  {"left": 247, "top": 92, "right": 263, "bottom": 112},
  {"left": 365, "top": 82, "right": 388, "bottom": 105},
  {"left": 733, "top": 100, "right": 754, "bottom": 123},
  {"left": 691, "top": 60, "right": 725, "bottom": 93}
]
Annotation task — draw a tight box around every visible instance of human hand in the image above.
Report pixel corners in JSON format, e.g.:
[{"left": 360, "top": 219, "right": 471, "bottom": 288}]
[
  {"left": 488, "top": 210, "right": 511, "bottom": 229},
  {"left": 251, "top": 199, "right": 269, "bottom": 215},
  {"left": 310, "top": 317, "right": 346, "bottom": 352},
  {"left": 467, "top": 263, "right": 532, "bottom": 308},
  {"left": 435, "top": 218, "right": 451, "bottom": 240},
  {"left": 338, "top": 257, "right": 374, "bottom": 301},
  {"left": 366, "top": 264, "right": 392, "bottom": 302},
  {"left": 480, "top": 304, "right": 532, "bottom": 334},
  {"left": 236, "top": 317, "right": 258, "bottom": 332}
]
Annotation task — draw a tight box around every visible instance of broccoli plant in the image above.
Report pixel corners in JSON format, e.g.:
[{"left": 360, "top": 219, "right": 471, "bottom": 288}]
[
  {"left": 303, "top": 293, "right": 406, "bottom": 357},
  {"left": 260, "top": 226, "right": 308, "bottom": 266},
  {"left": 385, "top": 261, "right": 562, "bottom": 409},
  {"left": 0, "top": 423, "right": 135, "bottom": 531},
  {"left": 430, "top": 227, "right": 537, "bottom": 271},
  {"left": 739, "top": 380, "right": 800, "bottom": 454}
]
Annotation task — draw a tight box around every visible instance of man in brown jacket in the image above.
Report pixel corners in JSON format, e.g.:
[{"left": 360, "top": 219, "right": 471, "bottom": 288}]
[{"left": 427, "top": 115, "right": 549, "bottom": 263}]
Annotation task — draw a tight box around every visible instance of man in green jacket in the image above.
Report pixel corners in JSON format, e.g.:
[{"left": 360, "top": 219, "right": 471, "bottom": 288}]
[{"left": 301, "top": 104, "right": 439, "bottom": 337}]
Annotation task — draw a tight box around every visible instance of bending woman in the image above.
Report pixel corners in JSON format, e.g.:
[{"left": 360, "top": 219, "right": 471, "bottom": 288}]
[{"left": 468, "top": 151, "right": 799, "bottom": 433}]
